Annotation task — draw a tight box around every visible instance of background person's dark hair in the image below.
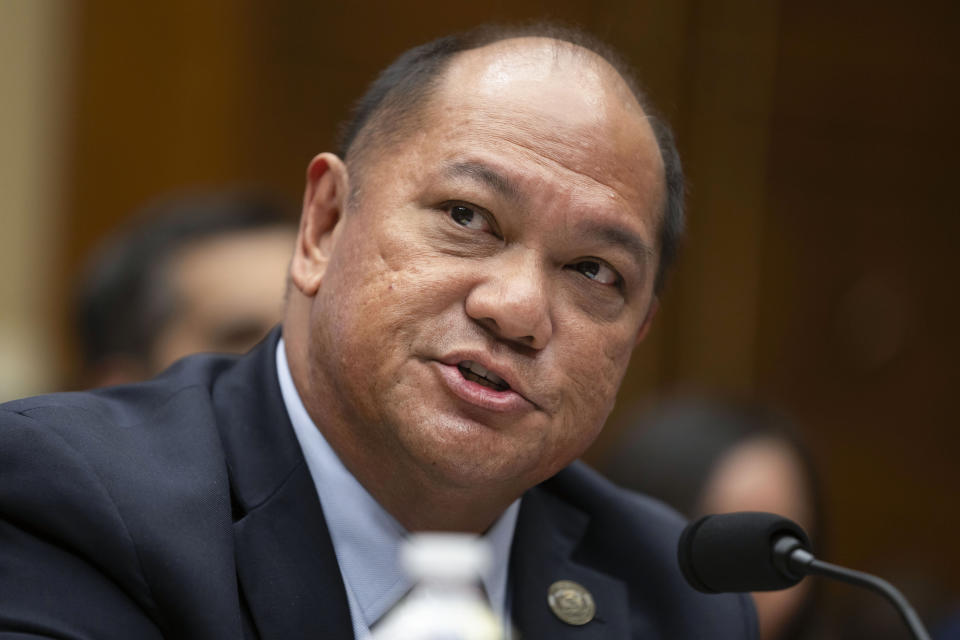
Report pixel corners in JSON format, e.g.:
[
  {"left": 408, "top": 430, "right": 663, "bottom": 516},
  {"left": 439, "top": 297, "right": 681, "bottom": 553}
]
[
  {"left": 603, "top": 396, "right": 825, "bottom": 640},
  {"left": 336, "top": 22, "right": 684, "bottom": 295},
  {"left": 74, "top": 192, "right": 290, "bottom": 375},
  {"left": 604, "top": 396, "right": 823, "bottom": 538}
]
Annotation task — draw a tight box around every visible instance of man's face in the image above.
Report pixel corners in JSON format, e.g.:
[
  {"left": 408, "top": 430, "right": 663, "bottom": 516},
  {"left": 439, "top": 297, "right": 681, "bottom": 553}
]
[
  {"left": 151, "top": 227, "right": 295, "bottom": 372},
  {"left": 300, "top": 39, "right": 665, "bottom": 495}
]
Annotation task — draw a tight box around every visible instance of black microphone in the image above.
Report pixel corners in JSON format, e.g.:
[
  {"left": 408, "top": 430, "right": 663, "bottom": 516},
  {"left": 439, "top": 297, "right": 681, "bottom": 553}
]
[{"left": 678, "top": 512, "right": 931, "bottom": 640}]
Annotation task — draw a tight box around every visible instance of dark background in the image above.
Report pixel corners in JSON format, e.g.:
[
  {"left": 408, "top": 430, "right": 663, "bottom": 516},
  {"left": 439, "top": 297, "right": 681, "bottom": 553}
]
[{"left": 35, "top": 0, "right": 960, "bottom": 632}]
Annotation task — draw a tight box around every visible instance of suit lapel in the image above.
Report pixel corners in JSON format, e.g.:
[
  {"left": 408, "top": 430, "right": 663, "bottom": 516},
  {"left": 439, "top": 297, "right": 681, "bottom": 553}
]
[
  {"left": 211, "top": 331, "right": 631, "bottom": 640},
  {"left": 510, "top": 483, "right": 630, "bottom": 640},
  {"left": 212, "top": 329, "right": 353, "bottom": 640},
  {"left": 232, "top": 463, "right": 352, "bottom": 639}
]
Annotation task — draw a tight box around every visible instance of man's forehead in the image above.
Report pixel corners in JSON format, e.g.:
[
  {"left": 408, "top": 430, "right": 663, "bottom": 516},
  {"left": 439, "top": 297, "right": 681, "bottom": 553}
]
[
  {"left": 430, "top": 37, "right": 659, "bottom": 172},
  {"left": 441, "top": 37, "right": 643, "bottom": 116},
  {"left": 417, "top": 39, "right": 664, "bottom": 222}
]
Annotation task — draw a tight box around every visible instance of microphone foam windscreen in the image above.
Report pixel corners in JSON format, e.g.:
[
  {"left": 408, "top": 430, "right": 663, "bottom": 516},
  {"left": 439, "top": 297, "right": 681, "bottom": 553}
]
[{"left": 678, "top": 511, "right": 811, "bottom": 593}]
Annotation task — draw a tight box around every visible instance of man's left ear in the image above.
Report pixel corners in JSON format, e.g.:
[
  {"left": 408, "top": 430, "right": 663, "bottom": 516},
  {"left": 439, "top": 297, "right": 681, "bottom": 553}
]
[
  {"left": 290, "top": 153, "right": 349, "bottom": 296},
  {"left": 635, "top": 297, "right": 659, "bottom": 345}
]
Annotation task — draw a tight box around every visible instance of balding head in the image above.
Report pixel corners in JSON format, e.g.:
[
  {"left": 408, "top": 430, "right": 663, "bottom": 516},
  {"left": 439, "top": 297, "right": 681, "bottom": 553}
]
[
  {"left": 434, "top": 37, "right": 664, "bottom": 221},
  {"left": 337, "top": 25, "right": 684, "bottom": 293}
]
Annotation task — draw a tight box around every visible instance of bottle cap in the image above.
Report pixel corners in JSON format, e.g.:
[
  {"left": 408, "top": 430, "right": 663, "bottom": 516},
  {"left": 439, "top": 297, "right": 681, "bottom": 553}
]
[{"left": 401, "top": 532, "right": 492, "bottom": 582}]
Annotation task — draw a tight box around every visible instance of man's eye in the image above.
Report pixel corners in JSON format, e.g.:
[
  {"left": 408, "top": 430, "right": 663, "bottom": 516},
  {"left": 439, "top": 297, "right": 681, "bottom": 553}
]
[
  {"left": 572, "top": 260, "right": 619, "bottom": 286},
  {"left": 449, "top": 204, "right": 490, "bottom": 232}
]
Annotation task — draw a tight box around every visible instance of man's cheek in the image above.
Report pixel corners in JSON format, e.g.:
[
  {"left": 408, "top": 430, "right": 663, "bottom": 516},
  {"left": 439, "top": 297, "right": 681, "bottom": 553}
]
[
  {"left": 561, "top": 366, "right": 616, "bottom": 422},
  {"left": 579, "top": 332, "right": 633, "bottom": 381},
  {"left": 582, "top": 354, "right": 629, "bottom": 418}
]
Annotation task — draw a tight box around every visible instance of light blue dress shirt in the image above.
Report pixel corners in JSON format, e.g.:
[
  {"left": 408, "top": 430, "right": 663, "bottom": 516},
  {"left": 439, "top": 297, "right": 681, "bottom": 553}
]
[{"left": 276, "top": 340, "right": 520, "bottom": 639}]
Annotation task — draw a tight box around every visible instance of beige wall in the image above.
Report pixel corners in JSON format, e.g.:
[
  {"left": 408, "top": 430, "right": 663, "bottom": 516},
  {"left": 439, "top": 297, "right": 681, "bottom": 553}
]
[{"left": 0, "top": 0, "right": 73, "bottom": 400}]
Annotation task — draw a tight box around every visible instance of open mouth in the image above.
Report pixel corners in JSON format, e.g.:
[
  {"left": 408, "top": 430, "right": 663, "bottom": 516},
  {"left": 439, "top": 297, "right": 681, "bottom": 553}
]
[{"left": 457, "top": 360, "right": 510, "bottom": 392}]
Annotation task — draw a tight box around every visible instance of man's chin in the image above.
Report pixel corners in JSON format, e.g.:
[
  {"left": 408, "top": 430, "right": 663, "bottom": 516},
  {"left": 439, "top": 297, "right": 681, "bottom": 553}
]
[{"left": 405, "top": 436, "right": 543, "bottom": 493}]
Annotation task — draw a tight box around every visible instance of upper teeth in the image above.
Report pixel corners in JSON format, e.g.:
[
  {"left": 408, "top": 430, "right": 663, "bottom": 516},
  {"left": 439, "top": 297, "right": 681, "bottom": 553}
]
[{"left": 461, "top": 360, "right": 506, "bottom": 386}]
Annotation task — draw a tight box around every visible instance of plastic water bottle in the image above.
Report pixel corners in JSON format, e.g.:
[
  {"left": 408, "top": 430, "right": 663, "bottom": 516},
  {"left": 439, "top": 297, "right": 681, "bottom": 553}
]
[{"left": 372, "top": 533, "right": 504, "bottom": 640}]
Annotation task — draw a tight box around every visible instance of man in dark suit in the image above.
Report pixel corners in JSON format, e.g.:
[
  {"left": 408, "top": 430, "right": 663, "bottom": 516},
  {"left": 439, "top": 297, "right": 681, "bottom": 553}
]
[{"left": 0, "top": 24, "right": 757, "bottom": 639}]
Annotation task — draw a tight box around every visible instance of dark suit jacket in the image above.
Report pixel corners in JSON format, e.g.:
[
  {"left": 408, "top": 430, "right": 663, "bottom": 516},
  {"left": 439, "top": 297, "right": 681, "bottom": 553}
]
[{"left": 0, "top": 330, "right": 756, "bottom": 639}]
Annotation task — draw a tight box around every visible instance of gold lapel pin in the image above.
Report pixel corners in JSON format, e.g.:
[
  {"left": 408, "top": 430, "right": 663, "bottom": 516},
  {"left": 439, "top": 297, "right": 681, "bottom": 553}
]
[{"left": 547, "top": 580, "right": 596, "bottom": 626}]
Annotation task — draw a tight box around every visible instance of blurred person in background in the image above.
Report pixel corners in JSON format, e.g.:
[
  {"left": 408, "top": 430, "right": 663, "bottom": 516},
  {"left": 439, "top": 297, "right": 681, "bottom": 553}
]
[
  {"left": 603, "top": 397, "right": 825, "bottom": 640},
  {"left": 74, "top": 192, "right": 297, "bottom": 387}
]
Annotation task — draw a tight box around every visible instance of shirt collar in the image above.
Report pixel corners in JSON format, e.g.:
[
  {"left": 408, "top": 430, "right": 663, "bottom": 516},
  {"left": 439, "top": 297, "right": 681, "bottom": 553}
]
[{"left": 276, "top": 338, "right": 520, "bottom": 632}]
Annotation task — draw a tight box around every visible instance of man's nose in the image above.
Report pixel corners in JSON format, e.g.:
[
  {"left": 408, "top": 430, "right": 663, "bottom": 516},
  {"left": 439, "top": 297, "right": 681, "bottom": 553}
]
[{"left": 464, "top": 250, "right": 553, "bottom": 350}]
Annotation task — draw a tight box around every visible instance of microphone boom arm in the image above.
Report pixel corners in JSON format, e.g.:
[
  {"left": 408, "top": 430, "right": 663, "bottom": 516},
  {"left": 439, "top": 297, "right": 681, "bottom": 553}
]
[{"left": 778, "top": 536, "right": 931, "bottom": 640}]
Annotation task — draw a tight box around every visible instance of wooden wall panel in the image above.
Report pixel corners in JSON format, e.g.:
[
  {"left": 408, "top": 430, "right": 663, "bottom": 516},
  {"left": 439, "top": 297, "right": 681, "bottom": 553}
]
[
  {"left": 757, "top": 0, "right": 960, "bottom": 616},
  {"left": 65, "top": 0, "right": 252, "bottom": 266}
]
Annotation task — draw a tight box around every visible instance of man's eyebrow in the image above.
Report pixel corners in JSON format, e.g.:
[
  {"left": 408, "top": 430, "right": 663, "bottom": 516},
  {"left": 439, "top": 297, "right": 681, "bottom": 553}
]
[
  {"left": 443, "top": 161, "right": 522, "bottom": 203},
  {"left": 578, "top": 222, "right": 656, "bottom": 262},
  {"left": 444, "top": 160, "right": 654, "bottom": 261}
]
